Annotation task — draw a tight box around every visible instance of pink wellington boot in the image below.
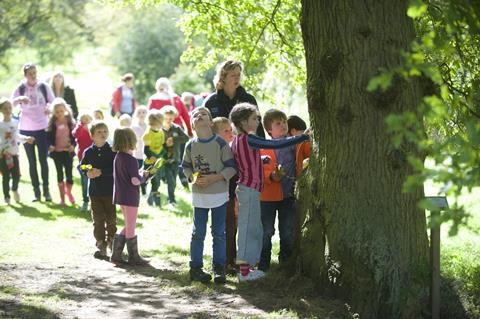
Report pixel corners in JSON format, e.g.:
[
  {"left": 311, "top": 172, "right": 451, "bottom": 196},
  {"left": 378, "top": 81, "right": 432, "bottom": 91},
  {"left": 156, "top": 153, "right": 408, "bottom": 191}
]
[
  {"left": 65, "top": 182, "right": 75, "bottom": 205},
  {"left": 58, "top": 182, "right": 65, "bottom": 205}
]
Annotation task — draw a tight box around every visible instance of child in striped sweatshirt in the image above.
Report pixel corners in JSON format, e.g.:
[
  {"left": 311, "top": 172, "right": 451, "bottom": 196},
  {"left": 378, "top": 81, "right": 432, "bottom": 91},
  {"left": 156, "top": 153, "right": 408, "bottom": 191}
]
[{"left": 229, "top": 103, "right": 309, "bottom": 282}]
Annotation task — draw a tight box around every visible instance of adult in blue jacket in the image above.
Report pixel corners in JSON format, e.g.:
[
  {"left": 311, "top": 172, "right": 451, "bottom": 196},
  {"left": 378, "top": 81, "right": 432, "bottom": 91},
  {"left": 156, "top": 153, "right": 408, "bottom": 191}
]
[{"left": 203, "top": 60, "right": 265, "bottom": 138}]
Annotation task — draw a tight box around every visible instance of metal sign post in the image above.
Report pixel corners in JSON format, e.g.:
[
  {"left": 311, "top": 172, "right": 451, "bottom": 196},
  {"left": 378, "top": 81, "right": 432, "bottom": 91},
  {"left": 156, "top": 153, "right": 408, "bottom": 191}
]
[{"left": 425, "top": 196, "right": 449, "bottom": 319}]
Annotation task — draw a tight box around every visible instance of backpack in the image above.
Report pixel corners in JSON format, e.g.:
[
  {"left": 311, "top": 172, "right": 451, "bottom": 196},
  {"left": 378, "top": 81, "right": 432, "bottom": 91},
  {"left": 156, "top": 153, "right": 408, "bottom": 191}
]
[{"left": 19, "top": 83, "right": 48, "bottom": 102}]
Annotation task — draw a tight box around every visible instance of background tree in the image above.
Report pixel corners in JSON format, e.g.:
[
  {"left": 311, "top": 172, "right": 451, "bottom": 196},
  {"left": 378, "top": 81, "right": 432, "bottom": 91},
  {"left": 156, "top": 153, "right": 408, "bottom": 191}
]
[
  {"left": 111, "top": 4, "right": 186, "bottom": 102},
  {"left": 169, "top": 63, "right": 212, "bottom": 96},
  {"left": 0, "top": 0, "right": 91, "bottom": 69}
]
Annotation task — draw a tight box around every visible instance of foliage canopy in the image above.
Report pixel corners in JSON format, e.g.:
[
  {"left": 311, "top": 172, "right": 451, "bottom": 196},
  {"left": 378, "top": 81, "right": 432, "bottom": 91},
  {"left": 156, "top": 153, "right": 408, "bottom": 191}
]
[{"left": 0, "top": 0, "right": 91, "bottom": 68}]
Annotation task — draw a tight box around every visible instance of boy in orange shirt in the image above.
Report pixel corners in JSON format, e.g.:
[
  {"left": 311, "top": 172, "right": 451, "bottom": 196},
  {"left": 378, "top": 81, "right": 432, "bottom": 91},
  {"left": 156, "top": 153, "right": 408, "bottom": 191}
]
[
  {"left": 287, "top": 115, "right": 310, "bottom": 175},
  {"left": 258, "top": 109, "right": 306, "bottom": 272}
]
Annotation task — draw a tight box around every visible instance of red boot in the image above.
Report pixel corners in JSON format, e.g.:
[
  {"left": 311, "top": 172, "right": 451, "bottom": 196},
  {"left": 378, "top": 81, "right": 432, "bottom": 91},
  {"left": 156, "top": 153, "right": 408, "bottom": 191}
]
[
  {"left": 65, "top": 182, "right": 75, "bottom": 205},
  {"left": 57, "top": 182, "right": 65, "bottom": 205}
]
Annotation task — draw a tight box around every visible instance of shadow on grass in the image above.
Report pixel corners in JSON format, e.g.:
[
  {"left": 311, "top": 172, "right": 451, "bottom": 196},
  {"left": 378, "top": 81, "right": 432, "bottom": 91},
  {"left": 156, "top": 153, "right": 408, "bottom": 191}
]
[
  {"left": 7, "top": 203, "right": 57, "bottom": 221},
  {"left": 440, "top": 275, "right": 473, "bottom": 319},
  {"left": 161, "top": 197, "right": 193, "bottom": 219},
  {"left": 0, "top": 297, "right": 61, "bottom": 319},
  {"left": 231, "top": 265, "right": 348, "bottom": 318},
  {"left": 3, "top": 201, "right": 95, "bottom": 223}
]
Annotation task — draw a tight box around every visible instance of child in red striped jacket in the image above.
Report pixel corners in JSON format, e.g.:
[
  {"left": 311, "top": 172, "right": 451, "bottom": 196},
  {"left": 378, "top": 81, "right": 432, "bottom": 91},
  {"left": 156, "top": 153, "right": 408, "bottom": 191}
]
[{"left": 229, "top": 103, "right": 309, "bottom": 282}]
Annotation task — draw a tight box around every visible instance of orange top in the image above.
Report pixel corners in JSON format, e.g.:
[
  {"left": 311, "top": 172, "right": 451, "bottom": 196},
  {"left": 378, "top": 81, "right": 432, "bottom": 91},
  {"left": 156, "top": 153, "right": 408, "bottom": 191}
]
[
  {"left": 260, "top": 149, "right": 283, "bottom": 201},
  {"left": 260, "top": 140, "right": 311, "bottom": 202},
  {"left": 295, "top": 140, "right": 311, "bottom": 176}
]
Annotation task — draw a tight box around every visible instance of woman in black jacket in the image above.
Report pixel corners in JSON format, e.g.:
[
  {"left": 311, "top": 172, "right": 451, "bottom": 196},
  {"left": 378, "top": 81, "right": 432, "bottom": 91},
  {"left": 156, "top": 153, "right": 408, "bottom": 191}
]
[
  {"left": 204, "top": 60, "right": 265, "bottom": 138},
  {"left": 50, "top": 71, "right": 79, "bottom": 119}
]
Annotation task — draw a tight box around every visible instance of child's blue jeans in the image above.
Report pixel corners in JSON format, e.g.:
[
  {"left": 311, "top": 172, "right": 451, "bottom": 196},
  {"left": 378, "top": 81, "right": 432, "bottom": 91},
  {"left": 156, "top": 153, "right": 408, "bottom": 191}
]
[
  {"left": 236, "top": 183, "right": 263, "bottom": 266},
  {"left": 190, "top": 202, "right": 227, "bottom": 268},
  {"left": 259, "top": 197, "right": 296, "bottom": 271}
]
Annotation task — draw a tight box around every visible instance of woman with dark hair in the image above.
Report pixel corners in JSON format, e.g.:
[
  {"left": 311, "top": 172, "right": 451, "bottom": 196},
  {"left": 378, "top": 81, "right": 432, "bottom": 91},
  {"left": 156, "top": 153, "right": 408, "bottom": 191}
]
[
  {"left": 111, "top": 73, "right": 136, "bottom": 117},
  {"left": 11, "top": 62, "right": 54, "bottom": 202},
  {"left": 50, "top": 71, "right": 78, "bottom": 119},
  {"left": 203, "top": 60, "right": 265, "bottom": 138}
]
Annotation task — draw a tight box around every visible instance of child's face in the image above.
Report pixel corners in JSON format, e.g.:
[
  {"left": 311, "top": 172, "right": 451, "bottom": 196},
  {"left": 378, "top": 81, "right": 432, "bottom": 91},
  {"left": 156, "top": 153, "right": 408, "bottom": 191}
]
[
  {"left": 218, "top": 122, "right": 234, "bottom": 143},
  {"left": 268, "top": 118, "right": 288, "bottom": 138},
  {"left": 191, "top": 109, "right": 212, "bottom": 129},
  {"left": 120, "top": 118, "right": 132, "bottom": 128},
  {"left": 53, "top": 74, "right": 64, "bottom": 88},
  {"left": 241, "top": 112, "right": 259, "bottom": 134},
  {"left": 54, "top": 105, "right": 67, "bottom": 120},
  {"left": 92, "top": 127, "right": 108, "bottom": 145},
  {"left": 93, "top": 111, "right": 103, "bottom": 120},
  {"left": 81, "top": 115, "right": 92, "bottom": 125},
  {"left": 150, "top": 122, "right": 162, "bottom": 131},
  {"left": 135, "top": 108, "right": 148, "bottom": 121},
  {"left": 163, "top": 113, "right": 176, "bottom": 127},
  {"left": 289, "top": 128, "right": 304, "bottom": 136},
  {"left": 1, "top": 102, "right": 13, "bottom": 117}
]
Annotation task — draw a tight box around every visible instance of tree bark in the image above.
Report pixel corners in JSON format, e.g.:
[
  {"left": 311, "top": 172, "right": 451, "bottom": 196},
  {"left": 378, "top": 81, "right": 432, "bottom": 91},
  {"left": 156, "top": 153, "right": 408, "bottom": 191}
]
[{"left": 297, "top": 1, "right": 430, "bottom": 318}]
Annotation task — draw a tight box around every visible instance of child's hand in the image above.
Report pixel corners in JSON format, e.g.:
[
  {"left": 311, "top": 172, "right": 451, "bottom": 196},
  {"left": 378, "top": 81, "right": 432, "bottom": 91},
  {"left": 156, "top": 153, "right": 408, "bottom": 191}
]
[
  {"left": 142, "top": 170, "right": 150, "bottom": 177},
  {"left": 302, "top": 158, "right": 309, "bottom": 170},
  {"left": 86, "top": 170, "right": 96, "bottom": 179},
  {"left": 48, "top": 146, "right": 55, "bottom": 153},
  {"left": 15, "top": 96, "right": 30, "bottom": 104},
  {"left": 166, "top": 137, "right": 174, "bottom": 147},
  {"left": 90, "top": 168, "right": 102, "bottom": 178},
  {"left": 26, "top": 137, "right": 35, "bottom": 144},
  {"left": 67, "top": 145, "right": 75, "bottom": 153},
  {"left": 270, "top": 165, "right": 285, "bottom": 182},
  {"left": 195, "top": 174, "right": 222, "bottom": 188},
  {"left": 194, "top": 176, "right": 210, "bottom": 187}
]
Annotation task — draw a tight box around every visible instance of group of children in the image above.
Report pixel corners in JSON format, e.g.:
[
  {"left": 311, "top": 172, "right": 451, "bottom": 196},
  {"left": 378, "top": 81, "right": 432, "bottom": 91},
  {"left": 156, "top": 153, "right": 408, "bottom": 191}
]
[
  {"left": 183, "top": 104, "right": 310, "bottom": 283},
  {"left": 0, "top": 94, "right": 310, "bottom": 283}
]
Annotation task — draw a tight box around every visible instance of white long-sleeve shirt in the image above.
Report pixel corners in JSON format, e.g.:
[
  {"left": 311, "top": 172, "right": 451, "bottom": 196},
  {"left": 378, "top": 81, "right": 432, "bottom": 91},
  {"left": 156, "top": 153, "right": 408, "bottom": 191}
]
[{"left": 0, "top": 118, "right": 28, "bottom": 156}]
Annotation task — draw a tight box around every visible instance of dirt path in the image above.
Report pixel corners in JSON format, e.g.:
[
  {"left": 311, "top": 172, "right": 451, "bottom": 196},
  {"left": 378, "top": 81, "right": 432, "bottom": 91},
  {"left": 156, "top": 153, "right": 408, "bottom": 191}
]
[
  {"left": 0, "top": 257, "right": 269, "bottom": 319},
  {"left": 0, "top": 199, "right": 344, "bottom": 319}
]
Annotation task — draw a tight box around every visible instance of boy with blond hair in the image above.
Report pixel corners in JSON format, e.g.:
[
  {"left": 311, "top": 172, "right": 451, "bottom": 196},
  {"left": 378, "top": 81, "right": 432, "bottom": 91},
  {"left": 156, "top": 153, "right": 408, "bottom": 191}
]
[
  {"left": 143, "top": 109, "right": 165, "bottom": 206},
  {"left": 182, "top": 107, "right": 237, "bottom": 284}
]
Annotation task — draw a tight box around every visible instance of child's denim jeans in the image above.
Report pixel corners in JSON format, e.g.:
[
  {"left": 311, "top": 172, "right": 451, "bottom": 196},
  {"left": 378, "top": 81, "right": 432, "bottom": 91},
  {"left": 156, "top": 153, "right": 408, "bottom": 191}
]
[
  {"left": 236, "top": 183, "right": 263, "bottom": 266},
  {"left": 190, "top": 202, "right": 227, "bottom": 268},
  {"left": 259, "top": 197, "right": 296, "bottom": 271}
]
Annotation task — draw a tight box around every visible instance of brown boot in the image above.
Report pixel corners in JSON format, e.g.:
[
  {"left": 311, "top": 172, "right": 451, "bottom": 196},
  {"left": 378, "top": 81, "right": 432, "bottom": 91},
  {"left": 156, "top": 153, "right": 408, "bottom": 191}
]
[
  {"left": 94, "top": 240, "right": 107, "bottom": 259},
  {"left": 110, "top": 234, "right": 126, "bottom": 265},
  {"left": 126, "top": 236, "right": 149, "bottom": 266}
]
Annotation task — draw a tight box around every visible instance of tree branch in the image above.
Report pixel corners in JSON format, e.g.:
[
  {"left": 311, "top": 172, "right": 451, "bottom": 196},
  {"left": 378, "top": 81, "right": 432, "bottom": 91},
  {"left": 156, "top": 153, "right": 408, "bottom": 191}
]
[{"left": 245, "top": 0, "right": 282, "bottom": 67}]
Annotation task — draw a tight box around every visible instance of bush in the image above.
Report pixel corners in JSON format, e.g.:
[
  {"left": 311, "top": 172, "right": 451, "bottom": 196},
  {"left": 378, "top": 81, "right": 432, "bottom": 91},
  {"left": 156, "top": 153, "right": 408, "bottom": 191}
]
[{"left": 442, "top": 244, "right": 480, "bottom": 318}]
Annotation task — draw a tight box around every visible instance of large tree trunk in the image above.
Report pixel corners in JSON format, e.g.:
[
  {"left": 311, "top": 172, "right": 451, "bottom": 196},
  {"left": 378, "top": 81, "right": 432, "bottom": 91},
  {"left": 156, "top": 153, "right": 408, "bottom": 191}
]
[{"left": 297, "top": 1, "right": 430, "bottom": 318}]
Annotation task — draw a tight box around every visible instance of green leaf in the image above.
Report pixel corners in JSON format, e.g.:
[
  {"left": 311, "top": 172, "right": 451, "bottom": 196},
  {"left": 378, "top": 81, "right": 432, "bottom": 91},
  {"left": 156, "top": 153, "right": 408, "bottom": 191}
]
[
  {"left": 407, "top": 0, "right": 428, "bottom": 18},
  {"left": 367, "top": 71, "right": 393, "bottom": 92}
]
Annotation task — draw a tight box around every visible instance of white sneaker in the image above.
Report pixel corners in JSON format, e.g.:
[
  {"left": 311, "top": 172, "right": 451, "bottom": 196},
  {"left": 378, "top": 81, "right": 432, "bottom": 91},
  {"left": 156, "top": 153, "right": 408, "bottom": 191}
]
[{"left": 238, "top": 269, "right": 266, "bottom": 282}]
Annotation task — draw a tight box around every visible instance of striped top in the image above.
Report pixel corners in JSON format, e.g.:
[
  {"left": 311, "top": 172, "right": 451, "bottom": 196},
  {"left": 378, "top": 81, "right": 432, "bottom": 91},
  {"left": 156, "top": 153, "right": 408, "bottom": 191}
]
[
  {"left": 231, "top": 133, "right": 310, "bottom": 192},
  {"left": 231, "top": 134, "right": 263, "bottom": 192}
]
